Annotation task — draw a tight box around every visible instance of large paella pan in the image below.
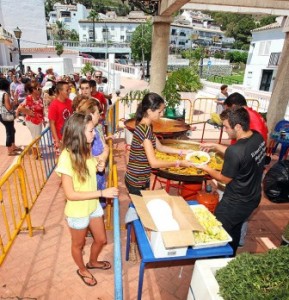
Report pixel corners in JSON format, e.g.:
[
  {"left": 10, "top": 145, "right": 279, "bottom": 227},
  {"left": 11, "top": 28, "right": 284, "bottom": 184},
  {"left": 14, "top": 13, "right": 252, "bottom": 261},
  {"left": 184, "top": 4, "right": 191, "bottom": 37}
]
[
  {"left": 155, "top": 139, "right": 224, "bottom": 180},
  {"left": 124, "top": 118, "right": 190, "bottom": 138}
]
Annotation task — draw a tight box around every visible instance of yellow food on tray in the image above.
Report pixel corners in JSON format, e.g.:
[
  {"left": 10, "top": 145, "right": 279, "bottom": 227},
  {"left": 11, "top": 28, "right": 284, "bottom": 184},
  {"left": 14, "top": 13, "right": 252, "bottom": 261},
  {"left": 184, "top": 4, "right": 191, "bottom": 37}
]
[
  {"left": 192, "top": 206, "right": 229, "bottom": 243},
  {"left": 155, "top": 149, "right": 223, "bottom": 176},
  {"left": 189, "top": 155, "right": 208, "bottom": 164}
]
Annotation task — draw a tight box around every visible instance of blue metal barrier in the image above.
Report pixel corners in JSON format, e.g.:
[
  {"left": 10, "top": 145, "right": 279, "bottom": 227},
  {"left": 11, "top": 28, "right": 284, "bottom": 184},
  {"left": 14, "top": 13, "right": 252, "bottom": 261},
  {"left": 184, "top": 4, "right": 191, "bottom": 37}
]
[
  {"left": 113, "top": 196, "right": 123, "bottom": 300},
  {"left": 39, "top": 127, "right": 57, "bottom": 178}
]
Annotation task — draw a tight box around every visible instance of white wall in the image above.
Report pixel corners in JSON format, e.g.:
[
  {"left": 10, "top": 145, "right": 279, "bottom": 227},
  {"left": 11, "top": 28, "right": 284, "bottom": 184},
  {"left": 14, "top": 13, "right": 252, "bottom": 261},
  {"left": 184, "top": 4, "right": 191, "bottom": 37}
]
[
  {"left": 22, "top": 51, "right": 78, "bottom": 64},
  {"left": 0, "top": 0, "right": 47, "bottom": 48},
  {"left": 79, "top": 21, "right": 143, "bottom": 43},
  {"left": 243, "top": 27, "right": 285, "bottom": 91}
]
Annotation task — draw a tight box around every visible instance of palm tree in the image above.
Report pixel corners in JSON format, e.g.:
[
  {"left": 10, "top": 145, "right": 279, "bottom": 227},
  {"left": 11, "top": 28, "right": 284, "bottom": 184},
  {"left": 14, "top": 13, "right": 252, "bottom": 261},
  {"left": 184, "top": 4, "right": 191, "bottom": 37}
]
[
  {"left": 88, "top": 9, "right": 99, "bottom": 42},
  {"left": 55, "top": 20, "right": 66, "bottom": 40}
]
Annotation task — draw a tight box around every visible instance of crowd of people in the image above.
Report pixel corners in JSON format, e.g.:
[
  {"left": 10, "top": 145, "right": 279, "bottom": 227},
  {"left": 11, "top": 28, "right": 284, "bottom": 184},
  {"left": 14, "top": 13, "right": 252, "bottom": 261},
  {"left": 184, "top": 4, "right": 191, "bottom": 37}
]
[{"left": 0, "top": 66, "right": 111, "bottom": 156}]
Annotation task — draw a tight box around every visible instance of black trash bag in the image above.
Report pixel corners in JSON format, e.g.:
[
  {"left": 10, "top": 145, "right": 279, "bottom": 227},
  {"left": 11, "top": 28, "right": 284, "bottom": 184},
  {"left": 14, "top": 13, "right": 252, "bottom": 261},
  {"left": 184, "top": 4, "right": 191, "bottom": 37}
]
[{"left": 263, "top": 160, "right": 289, "bottom": 203}]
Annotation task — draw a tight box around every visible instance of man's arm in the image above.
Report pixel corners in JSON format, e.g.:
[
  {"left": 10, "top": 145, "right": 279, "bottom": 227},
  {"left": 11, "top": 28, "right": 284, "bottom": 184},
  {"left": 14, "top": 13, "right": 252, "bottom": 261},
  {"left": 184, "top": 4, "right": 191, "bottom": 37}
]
[
  {"left": 199, "top": 142, "right": 228, "bottom": 155},
  {"left": 49, "top": 120, "right": 60, "bottom": 149},
  {"left": 200, "top": 165, "right": 232, "bottom": 185}
]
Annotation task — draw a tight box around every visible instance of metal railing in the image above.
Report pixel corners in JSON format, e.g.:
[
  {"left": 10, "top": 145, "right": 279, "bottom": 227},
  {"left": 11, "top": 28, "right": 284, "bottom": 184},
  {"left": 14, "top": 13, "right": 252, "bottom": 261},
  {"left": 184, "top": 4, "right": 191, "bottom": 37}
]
[
  {"left": 188, "top": 97, "right": 260, "bottom": 124},
  {"left": 0, "top": 128, "right": 57, "bottom": 265},
  {"left": 82, "top": 58, "right": 141, "bottom": 79},
  {"left": 112, "top": 165, "right": 123, "bottom": 300}
]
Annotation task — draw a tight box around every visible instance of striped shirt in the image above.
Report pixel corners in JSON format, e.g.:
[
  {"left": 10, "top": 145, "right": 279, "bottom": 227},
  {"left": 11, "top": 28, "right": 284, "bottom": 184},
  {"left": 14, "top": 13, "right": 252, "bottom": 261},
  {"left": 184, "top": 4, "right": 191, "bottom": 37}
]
[{"left": 125, "top": 124, "right": 156, "bottom": 188}]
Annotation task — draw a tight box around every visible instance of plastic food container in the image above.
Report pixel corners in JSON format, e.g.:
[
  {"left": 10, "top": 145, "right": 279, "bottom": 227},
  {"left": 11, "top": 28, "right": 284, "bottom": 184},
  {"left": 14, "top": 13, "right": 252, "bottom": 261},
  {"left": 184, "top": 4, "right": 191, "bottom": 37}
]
[
  {"left": 190, "top": 205, "right": 232, "bottom": 249},
  {"left": 185, "top": 151, "right": 211, "bottom": 167}
]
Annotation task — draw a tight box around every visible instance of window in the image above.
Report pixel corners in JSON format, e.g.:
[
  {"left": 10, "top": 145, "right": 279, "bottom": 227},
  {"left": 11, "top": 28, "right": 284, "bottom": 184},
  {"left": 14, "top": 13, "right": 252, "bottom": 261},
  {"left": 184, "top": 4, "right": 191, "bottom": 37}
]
[{"left": 258, "top": 41, "right": 271, "bottom": 56}]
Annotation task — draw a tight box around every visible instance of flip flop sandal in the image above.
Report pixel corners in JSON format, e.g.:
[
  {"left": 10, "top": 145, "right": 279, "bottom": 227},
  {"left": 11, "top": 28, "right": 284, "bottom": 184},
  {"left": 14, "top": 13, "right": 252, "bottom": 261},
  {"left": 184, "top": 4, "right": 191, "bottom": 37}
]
[
  {"left": 13, "top": 147, "right": 23, "bottom": 152},
  {"left": 86, "top": 261, "right": 111, "bottom": 270},
  {"left": 76, "top": 270, "right": 97, "bottom": 287},
  {"left": 8, "top": 150, "right": 22, "bottom": 156}
]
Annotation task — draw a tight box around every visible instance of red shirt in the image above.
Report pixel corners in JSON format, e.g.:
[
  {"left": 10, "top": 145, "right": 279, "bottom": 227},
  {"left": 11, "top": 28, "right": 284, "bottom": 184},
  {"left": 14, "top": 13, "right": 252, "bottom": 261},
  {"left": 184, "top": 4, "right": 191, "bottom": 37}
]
[
  {"left": 23, "top": 95, "right": 44, "bottom": 125},
  {"left": 91, "top": 91, "right": 107, "bottom": 118},
  {"left": 245, "top": 107, "right": 268, "bottom": 143},
  {"left": 231, "top": 106, "right": 268, "bottom": 145},
  {"left": 48, "top": 98, "right": 72, "bottom": 140}
]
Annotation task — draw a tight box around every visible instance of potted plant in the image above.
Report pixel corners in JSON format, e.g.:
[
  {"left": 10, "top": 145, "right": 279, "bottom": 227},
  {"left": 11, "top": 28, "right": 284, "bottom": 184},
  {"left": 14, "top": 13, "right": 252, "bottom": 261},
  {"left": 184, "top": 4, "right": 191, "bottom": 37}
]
[
  {"left": 189, "top": 247, "right": 289, "bottom": 300},
  {"left": 120, "top": 89, "right": 150, "bottom": 119},
  {"left": 215, "top": 247, "right": 289, "bottom": 300},
  {"left": 162, "top": 66, "right": 202, "bottom": 118}
]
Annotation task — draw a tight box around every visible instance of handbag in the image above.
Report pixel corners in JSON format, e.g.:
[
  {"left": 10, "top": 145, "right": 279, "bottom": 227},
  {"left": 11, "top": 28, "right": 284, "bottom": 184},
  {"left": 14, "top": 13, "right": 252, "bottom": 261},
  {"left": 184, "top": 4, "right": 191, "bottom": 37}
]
[
  {"left": 1, "top": 109, "right": 15, "bottom": 121},
  {"left": 0, "top": 91, "right": 15, "bottom": 122}
]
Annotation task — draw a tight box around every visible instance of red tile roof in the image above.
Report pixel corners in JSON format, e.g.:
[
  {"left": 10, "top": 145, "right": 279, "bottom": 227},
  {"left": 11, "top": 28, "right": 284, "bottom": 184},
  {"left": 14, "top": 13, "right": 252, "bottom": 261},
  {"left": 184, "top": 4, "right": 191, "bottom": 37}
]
[{"left": 21, "top": 47, "right": 78, "bottom": 54}]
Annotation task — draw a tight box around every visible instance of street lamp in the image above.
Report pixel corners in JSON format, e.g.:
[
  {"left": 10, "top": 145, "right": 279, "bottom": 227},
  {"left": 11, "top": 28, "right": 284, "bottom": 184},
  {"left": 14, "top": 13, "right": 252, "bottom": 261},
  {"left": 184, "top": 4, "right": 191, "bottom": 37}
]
[{"left": 13, "top": 26, "right": 24, "bottom": 75}]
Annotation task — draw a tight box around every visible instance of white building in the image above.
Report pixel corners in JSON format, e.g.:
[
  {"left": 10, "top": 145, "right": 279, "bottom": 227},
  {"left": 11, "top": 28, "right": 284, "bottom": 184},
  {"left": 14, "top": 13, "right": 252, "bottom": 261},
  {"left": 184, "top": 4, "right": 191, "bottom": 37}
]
[
  {"left": 78, "top": 11, "right": 147, "bottom": 43},
  {"left": 0, "top": 0, "right": 47, "bottom": 49},
  {"left": 243, "top": 16, "right": 286, "bottom": 92},
  {"left": 48, "top": 3, "right": 87, "bottom": 32}
]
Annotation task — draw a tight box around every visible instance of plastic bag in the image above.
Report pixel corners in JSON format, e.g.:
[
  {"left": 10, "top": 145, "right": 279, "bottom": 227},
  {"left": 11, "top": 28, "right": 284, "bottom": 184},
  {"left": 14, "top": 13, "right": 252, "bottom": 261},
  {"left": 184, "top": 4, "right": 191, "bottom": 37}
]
[{"left": 263, "top": 161, "right": 289, "bottom": 203}]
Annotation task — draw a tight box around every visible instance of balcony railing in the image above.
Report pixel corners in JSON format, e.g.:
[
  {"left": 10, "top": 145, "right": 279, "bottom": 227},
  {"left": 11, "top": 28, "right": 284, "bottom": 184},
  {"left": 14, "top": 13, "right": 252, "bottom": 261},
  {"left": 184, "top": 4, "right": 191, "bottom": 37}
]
[
  {"left": 268, "top": 52, "right": 281, "bottom": 67},
  {"left": 47, "top": 40, "right": 130, "bottom": 48}
]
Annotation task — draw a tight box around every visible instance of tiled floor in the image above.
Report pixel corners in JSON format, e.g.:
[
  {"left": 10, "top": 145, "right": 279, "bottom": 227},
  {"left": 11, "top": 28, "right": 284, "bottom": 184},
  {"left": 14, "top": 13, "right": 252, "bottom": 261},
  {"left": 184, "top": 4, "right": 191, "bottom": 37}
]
[{"left": 1, "top": 137, "right": 289, "bottom": 300}]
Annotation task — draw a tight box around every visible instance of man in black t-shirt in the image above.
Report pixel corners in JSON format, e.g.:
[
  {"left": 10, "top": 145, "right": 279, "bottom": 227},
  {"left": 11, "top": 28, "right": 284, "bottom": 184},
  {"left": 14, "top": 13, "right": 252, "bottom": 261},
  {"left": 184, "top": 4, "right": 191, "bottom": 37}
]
[{"left": 198, "top": 107, "right": 266, "bottom": 256}]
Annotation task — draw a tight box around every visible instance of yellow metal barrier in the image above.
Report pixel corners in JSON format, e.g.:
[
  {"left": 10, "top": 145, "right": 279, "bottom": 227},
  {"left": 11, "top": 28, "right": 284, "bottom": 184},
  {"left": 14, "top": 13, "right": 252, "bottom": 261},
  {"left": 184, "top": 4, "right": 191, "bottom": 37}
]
[
  {"left": 188, "top": 97, "right": 260, "bottom": 124},
  {"left": 0, "top": 127, "right": 56, "bottom": 266},
  {"left": 189, "top": 98, "right": 217, "bottom": 124},
  {"left": 105, "top": 135, "right": 114, "bottom": 230},
  {"left": 0, "top": 163, "right": 44, "bottom": 265}
]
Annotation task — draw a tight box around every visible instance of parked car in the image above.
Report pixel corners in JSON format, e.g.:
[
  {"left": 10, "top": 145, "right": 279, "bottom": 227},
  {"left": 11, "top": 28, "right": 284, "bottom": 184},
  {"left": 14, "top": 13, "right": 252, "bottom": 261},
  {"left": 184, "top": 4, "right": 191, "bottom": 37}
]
[{"left": 79, "top": 52, "right": 96, "bottom": 59}]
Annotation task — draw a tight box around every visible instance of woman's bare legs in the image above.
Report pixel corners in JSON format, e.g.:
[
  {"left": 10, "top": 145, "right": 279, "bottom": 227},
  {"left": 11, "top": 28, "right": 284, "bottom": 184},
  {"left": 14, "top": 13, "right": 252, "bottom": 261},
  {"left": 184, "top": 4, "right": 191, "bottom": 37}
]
[
  {"left": 87, "top": 216, "right": 108, "bottom": 267},
  {"left": 69, "top": 227, "right": 96, "bottom": 285}
]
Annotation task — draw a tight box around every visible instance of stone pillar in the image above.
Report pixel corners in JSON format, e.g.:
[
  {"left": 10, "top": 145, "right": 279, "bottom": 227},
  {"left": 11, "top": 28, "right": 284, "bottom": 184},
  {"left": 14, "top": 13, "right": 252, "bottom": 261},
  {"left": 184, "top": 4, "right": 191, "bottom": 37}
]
[
  {"left": 267, "top": 31, "right": 289, "bottom": 132},
  {"left": 150, "top": 16, "right": 173, "bottom": 96}
]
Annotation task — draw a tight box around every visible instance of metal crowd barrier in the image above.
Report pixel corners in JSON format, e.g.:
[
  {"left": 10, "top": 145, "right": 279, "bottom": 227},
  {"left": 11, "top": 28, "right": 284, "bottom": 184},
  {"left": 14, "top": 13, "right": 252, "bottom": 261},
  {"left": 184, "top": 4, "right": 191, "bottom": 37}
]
[
  {"left": 188, "top": 97, "right": 260, "bottom": 125},
  {"left": 189, "top": 97, "right": 217, "bottom": 124},
  {"left": 0, "top": 127, "right": 57, "bottom": 265},
  {"left": 112, "top": 165, "right": 123, "bottom": 300}
]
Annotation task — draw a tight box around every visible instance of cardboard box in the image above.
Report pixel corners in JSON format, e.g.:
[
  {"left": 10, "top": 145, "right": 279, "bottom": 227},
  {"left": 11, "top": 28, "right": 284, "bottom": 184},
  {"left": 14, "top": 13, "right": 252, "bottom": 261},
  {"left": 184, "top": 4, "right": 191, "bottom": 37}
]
[{"left": 130, "top": 190, "right": 204, "bottom": 258}]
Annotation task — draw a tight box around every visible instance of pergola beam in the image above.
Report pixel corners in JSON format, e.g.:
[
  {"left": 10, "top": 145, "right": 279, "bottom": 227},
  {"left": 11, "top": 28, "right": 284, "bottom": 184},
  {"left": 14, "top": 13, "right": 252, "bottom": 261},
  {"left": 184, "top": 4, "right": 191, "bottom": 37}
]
[{"left": 159, "top": 0, "right": 289, "bottom": 16}]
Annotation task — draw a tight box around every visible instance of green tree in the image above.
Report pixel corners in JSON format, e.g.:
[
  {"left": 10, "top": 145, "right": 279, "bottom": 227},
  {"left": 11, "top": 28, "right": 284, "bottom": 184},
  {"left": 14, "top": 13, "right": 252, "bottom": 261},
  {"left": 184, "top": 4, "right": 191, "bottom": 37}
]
[
  {"left": 163, "top": 67, "right": 202, "bottom": 109},
  {"left": 69, "top": 29, "right": 79, "bottom": 41},
  {"left": 55, "top": 43, "right": 64, "bottom": 56},
  {"left": 209, "top": 12, "right": 256, "bottom": 49},
  {"left": 130, "top": 21, "right": 152, "bottom": 77},
  {"left": 55, "top": 20, "right": 66, "bottom": 40},
  {"left": 258, "top": 15, "right": 276, "bottom": 27},
  {"left": 225, "top": 50, "right": 248, "bottom": 64},
  {"left": 81, "top": 62, "right": 95, "bottom": 76},
  {"left": 88, "top": 8, "right": 99, "bottom": 42}
]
